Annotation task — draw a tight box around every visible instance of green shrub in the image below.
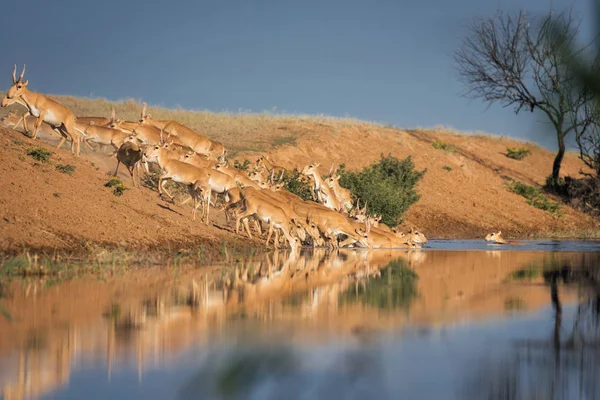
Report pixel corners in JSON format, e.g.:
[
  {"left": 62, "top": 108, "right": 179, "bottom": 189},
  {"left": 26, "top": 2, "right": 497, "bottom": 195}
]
[
  {"left": 505, "top": 180, "right": 562, "bottom": 215},
  {"left": 506, "top": 147, "right": 531, "bottom": 160},
  {"left": 104, "top": 177, "right": 129, "bottom": 196},
  {"left": 432, "top": 140, "right": 456, "bottom": 152},
  {"left": 56, "top": 164, "right": 76, "bottom": 175},
  {"left": 233, "top": 159, "right": 251, "bottom": 171},
  {"left": 442, "top": 165, "right": 453, "bottom": 171},
  {"left": 339, "top": 154, "right": 426, "bottom": 226},
  {"left": 26, "top": 147, "right": 53, "bottom": 162},
  {"left": 281, "top": 168, "right": 314, "bottom": 201}
]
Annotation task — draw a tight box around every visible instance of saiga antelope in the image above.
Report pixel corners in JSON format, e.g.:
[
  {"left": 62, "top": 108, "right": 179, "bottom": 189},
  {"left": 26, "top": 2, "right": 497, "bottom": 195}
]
[
  {"left": 161, "top": 120, "right": 226, "bottom": 162},
  {"left": 326, "top": 164, "right": 353, "bottom": 214},
  {"left": 143, "top": 145, "right": 236, "bottom": 224},
  {"left": 301, "top": 163, "right": 342, "bottom": 212},
  {"left": 114, "top": 141, "right": 145, "bottom": 188},
  {"left": 485, "top": 231, "right": 524, "bottom": 245},
  {"left": 0, "top": 109, "right": 56, "bottom": 138},
  {"left": 75, "top": 109, "right": 134, "bottom": 152},
  {"left": 1, "top": 65, "right": 82, "bottom": 156},
  {"left": 230, "top": 193, "right": 301, "bottom": 250}
]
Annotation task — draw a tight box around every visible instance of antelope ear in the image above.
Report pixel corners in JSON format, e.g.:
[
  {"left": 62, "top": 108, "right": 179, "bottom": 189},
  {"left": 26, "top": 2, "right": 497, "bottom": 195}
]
[
  {"left": 23, "top": 80, "right": 29, "bottom": 86},
  {"left": 498, "top": 231, "right": 502, "bottom": 235}
]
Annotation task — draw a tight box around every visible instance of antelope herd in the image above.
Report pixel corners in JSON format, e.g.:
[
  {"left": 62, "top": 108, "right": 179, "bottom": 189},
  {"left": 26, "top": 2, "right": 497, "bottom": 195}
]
[{"left": 1, "top": 64, "right": 428, "bottom": 251}]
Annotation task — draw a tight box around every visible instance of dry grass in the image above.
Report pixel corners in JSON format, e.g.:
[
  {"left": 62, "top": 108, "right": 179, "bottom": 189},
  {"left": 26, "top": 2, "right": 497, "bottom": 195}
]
[{"left": 0, "top": 93, "right": 383, "bottom": 155}]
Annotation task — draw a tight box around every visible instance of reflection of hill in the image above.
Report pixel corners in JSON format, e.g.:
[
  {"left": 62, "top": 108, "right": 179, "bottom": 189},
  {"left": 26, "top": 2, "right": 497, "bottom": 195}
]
[
  {"left": 0, "top": 249, "right": 591, "bottom": 399},
  {"left": 408, "top": 251, "right": 584, "bottom": 324}
]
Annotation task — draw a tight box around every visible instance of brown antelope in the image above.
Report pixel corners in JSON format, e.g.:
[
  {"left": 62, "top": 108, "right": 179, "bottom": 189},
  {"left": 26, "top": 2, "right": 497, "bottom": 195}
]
[
  {"left": 1, "top": 65, "right": 82, "bottom": 156},
  {"left": 75, "top": 114, "right": 134, "bottom": 151},
  {"left": 247, "top": 167, "right": 269, "bottom": 184},
  {"left": 255, "top": 188, "right": 323, "bottom": 245},
  {"left": 114, "top": 141, "right": 144, "bottom": 188},
  {"left": 256, "top": 155, "right": 285, "bottom": 175},
  {"left": 76, "top": 108, "right": 116, "bottom": 127},
  {"left": 1, "top": 109, "right": 57, "bottom": 138},
  {"left": 289, "top": 200, "right": 367, "bottom": 248},
  {"left": 213, "top": 163, "right": 261, "bottom": 189},
  {"left": 178, "top": 151, "right": 219, "bottom": 170},
  {"left": 109, "top": 107, "right": 185, "bottom": 147},
  {"left": 364, "top": 220, "right": 420, "bottom": 249},
  {"left": 233, "top": 186, "right": 321, "bottom": 245},
  {"left": 301, "top": 163, "right": 342, "bottom": 212},
  {"left": 137, "top": 102, "right": 171, "bottom": 130},
  {"left": 391, "top": 227, "right": 428, "bottom": 245},
  {"left": 485, "top": 231, "right": 524, "bottom": 245},
  {"left": 161, "top": 120, "right": 226, "bottom": 162},
  {"left": 326, "top": 164, "right": 353, "bottom": 213},
  {"left": 143, "top": 145, "right": 236, "bottom": 224},
  {"left": 367, "top": 214, "right": 394, "bottom": 233},
  {"left": 349, "top": 199, "right": 367, "bottom": 222},
  {"left": 230, "top": 193, "right": 301, "bottom": 250}
]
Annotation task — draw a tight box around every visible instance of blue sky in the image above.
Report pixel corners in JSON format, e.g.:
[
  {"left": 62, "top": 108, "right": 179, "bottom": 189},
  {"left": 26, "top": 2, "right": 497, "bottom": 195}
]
[{"left": 0, "top": 0, "right": 592, "bottom": 150}]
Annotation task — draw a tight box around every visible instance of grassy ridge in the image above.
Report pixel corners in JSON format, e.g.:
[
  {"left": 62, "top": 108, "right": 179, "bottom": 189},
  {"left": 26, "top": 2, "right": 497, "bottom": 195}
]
[{"left": 0, "top": 94, "right": 382, "bottom": 157}]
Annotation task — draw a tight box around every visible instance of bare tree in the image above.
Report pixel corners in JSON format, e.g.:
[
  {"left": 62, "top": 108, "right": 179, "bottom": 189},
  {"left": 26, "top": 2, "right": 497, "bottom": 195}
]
[
  {"left": 454, "top": 9, "right": 594, "bottom": 184},
  {"left": 548, "top": 5, "right": 600, "bottom": 178}
]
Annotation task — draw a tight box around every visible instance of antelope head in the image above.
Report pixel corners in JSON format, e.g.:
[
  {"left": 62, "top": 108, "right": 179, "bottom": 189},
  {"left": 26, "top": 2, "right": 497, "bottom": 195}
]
[
  {"left": 350, "top": 200, "right": 368, "bottom": 223},
  {"left": 356, "top": 223, "right": 370, "bottom": 248},
  {"left": 325, "top": 173, "right": 341, "bottom": 189},
  {"left": 142, "top": 144, "right": 163, "bottom": 162},
  {"left": 485, "top": 231, "right": 503, "bottom": 243},
  {"left": 290, "top": 218, "right": 307, "bottom": 242},
  {"left": 301, "top": 163, "right": 320, "bottom": 176},
  {"left": 407, "top": 228, "right": 428, "bottom": 245},
  {"left": 303, "top": 218, "right": 323, "bottom": 245},
  {"left": 138, "top": 102, "right": 150, "bottom": 123},
  {"left": 367, "top": 214, "right": 382, "bottom": 227},
  {"left": 214, "top": 163, "right": 228, "bottom": 173},
  {"left": 0, "top": 110, "right": 19, "bottom": 127},
  {"left": 4, "top": 65, "right": 28, "bottom": 104}
]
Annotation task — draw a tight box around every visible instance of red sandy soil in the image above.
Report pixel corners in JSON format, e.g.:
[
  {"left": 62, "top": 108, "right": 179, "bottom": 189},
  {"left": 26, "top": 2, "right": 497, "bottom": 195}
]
[{"left": 0, "top": 126, "right": 259, "bottom": 255}]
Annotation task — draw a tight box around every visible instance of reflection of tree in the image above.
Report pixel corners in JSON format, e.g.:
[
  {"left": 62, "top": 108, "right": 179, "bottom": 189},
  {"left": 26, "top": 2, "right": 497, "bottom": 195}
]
[
  {"left": 464, "top": 264, "right": 600, "bottom": 399},
  {"left": 338, "top": 259, "right": 418, "bottom": 310}
]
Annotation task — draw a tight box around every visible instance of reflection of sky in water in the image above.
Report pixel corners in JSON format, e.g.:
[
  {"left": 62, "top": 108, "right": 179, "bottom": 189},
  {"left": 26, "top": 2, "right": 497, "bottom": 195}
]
[
  {"left": 42, "top": 304, "right": 594, "bottom": 400},
  {"left": 425, "top": 239, "right": 600, "bottom": 252}
]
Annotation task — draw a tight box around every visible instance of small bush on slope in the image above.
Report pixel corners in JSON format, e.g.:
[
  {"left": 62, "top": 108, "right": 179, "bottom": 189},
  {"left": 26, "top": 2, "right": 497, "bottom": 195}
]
[{"left": 339, "top": 154, "right": 426, "bottom": 226}]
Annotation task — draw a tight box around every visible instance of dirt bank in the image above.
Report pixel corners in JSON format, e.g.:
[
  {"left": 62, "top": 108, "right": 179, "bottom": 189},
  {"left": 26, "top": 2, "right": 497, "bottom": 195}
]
[
  {"left": 0, "top": 126, "right": 261, "bottom": 257},
  {"left": 0, "top": 99, "right": 598, "bottom": 257}
]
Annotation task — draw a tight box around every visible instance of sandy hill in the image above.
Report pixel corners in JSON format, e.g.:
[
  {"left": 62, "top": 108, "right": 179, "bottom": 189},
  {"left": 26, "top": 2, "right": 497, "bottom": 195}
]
[{"left": 0, "top": 96, "right": 597, "bottom": 254}]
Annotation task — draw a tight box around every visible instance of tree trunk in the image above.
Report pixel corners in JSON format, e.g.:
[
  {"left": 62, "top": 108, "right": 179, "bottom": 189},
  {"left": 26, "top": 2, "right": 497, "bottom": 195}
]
[{"left": 551, "top": 133, "right": 566, "bottom": 182}]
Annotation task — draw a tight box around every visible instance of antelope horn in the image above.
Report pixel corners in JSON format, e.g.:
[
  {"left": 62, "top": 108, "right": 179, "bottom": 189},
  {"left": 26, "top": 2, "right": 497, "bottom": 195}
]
[
  {"left": 141, "top": 102, "right": 147, "bottom": 118},
  {"left": 111, "top": 107, "right": 115, "bottom": 121},
  {"left": 160, "top": 128, "right": 164, "bottom": 144},
  {"left": 270, "top": 169, "right": 275, "bottom": 184},
  {"left": 12, "top": 65, "right": 16, "bottom": 83},
  {"left": 19, "top": 65, "right": 25, "bottom": 81},
  {"left": 328, "top": 163, "right": 335, "bottom": 176},
  {"left": 278, "top": 170, "right": 284, "bottom": 182}
]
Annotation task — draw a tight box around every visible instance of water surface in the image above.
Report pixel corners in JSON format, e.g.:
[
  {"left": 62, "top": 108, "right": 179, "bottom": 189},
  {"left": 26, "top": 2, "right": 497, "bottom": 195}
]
[{"left": 1, "top": 240, "right": 599, "bottom": 399}]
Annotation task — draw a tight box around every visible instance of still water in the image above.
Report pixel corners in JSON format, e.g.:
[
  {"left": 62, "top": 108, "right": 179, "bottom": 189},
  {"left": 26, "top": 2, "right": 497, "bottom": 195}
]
[{"left": 1, "top": 240, "right": 600, "bottom": 400}]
